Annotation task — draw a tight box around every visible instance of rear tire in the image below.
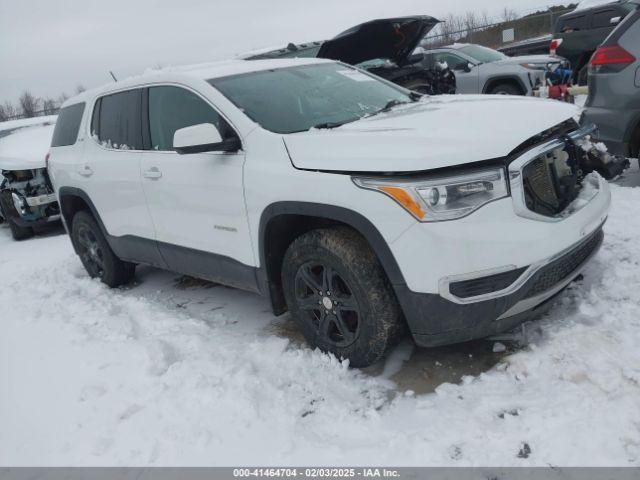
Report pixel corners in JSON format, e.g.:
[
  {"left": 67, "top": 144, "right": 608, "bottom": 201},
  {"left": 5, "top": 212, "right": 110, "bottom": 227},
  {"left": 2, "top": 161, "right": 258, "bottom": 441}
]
[
  {"left": 71, "top": 210, "right": 135, "bottom": 287},
  {"left": 630, "top": 126, "right": 640, "bottom": 160},
  {"left": 0, "top": 191, "right": 35, "bottom": 241},
  {"left": 489, "top": 82, "right": 523, "bottom": 95},
  {"left": 281, "top": 227, "right": 403, "bottom": 368},
  {"left": 401, "top": 78, "right": 433, "bottom": 95}
]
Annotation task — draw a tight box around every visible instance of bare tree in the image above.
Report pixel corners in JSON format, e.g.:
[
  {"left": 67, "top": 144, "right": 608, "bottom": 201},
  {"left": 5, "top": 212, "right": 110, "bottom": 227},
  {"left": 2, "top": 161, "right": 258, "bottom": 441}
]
[
  {"left": 57, "top": 92, "right": 69, "bottom": 105},
  {"left": 42, "top": 97, "right": 58, "bottom": 115},
  {"left": 0, "top": 101, "right": 18, "bottom": 121},
  {"left": 19, "top": 91, "right": 39, "bottom": 118},
  {"left": 501, "top": 7, "right": 518, "bottom": 23},
  {"left": 75, "top": 84, "right": 86, "bottom": 94}
]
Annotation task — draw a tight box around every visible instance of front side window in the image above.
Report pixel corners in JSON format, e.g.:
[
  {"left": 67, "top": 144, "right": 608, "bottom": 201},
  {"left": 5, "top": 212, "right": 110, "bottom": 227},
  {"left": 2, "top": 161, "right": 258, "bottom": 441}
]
[
  {"left": 432, "top": 52, "right": 468, "bottom": 69},
  {"left": 92, "top": 89, "right": 143, "bottom": 150},
  {"left": 208, "top": 63, "right": 412, "bottom": 134},
  {"left": 147, "top": 86, "right": 233, "bottom": 151}
]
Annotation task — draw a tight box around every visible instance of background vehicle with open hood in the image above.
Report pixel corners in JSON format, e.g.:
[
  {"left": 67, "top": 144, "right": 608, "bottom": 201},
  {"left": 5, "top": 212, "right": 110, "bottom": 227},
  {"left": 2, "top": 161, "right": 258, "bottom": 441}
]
[{"left": 241, "top": 16, "right": 456, "bottom": 95}]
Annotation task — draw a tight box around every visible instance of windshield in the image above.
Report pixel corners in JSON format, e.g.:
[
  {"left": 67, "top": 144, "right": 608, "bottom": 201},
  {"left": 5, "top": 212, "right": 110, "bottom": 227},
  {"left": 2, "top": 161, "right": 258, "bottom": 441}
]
[
  {"left": 458, "top": 45, "right": 507, "bottom": 63},
  {"left": 208, "top": 62, "right": 411, "bottom": 134}
]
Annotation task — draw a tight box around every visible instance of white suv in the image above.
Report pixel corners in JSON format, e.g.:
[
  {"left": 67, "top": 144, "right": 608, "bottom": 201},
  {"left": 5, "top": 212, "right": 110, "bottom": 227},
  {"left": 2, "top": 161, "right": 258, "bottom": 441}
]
[{"left": 48, "top": 58, "right": 611, "bottom": 367}]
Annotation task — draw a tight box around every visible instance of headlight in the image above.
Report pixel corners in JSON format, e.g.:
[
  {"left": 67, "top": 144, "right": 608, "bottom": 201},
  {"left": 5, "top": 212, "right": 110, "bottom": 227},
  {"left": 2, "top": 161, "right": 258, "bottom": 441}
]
[
  {"left": 353, "top": 167, "right": 508, "bottom": 222},
  {"left": 520, "top": 62, "right": 549, "bottom": 70}
]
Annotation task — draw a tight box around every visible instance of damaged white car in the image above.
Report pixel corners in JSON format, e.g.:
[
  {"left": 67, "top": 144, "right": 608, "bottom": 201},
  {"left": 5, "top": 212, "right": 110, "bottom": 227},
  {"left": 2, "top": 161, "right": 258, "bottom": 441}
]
[
  {"left": 0, "top": 122, "right": 61, "bottom": 240},
  {"left": 48, "top": 58, "right": 628, "bottom": 367}
]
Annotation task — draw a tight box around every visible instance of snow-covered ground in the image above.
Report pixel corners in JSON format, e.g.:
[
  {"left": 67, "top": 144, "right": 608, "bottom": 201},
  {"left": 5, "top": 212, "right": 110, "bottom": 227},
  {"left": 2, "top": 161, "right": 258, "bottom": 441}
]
[{"left": 0, "top": 124, "right": 639, "bottom": 466}]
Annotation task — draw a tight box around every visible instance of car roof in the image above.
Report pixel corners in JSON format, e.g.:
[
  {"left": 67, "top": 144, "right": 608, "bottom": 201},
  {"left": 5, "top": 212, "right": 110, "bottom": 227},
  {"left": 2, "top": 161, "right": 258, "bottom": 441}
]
[{"left": 62, "top": 57, "right": 334, "bottom": 108}]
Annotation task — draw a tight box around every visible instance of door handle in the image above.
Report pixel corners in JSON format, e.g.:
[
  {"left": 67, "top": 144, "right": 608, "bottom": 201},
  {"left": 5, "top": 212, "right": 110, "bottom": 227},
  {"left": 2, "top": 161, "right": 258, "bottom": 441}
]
[
  {"left": 78, "top": 165, "right": 93, "bottom": 177},
  {"left": 143, "top": 167, "right": 162, "bottom": 180}
]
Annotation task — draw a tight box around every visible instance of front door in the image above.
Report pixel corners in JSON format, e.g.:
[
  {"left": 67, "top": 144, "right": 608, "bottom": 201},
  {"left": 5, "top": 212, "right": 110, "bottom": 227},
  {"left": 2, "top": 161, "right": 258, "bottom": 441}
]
[
  {"left": 431, "top": 51, "right": 480, "bottom": 93},
  {"left": 139, "top": 85, "right": 256, "bottom": 289}
]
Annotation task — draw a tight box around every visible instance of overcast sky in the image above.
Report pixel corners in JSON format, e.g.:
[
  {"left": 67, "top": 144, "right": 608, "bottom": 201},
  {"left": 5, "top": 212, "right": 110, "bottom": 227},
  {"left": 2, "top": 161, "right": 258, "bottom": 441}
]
[{"left": 0, "top": 0, "right": 568, "bottom": 104}]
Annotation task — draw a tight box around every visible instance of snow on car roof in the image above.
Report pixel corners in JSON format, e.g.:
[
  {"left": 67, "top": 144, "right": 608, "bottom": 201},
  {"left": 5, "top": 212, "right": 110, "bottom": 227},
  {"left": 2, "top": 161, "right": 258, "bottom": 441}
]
[{"left": 62, "top": 57, "right": 334, "bottom": 108}]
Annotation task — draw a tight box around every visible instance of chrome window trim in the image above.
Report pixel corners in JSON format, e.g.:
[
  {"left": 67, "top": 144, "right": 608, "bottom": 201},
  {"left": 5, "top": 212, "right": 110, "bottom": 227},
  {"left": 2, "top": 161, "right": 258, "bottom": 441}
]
[
  {"left": 439, "top": 217, "right": 605, "bottom": 305},
  {"left": 508, "top": 124, "right": 598, "bottom": 223}
]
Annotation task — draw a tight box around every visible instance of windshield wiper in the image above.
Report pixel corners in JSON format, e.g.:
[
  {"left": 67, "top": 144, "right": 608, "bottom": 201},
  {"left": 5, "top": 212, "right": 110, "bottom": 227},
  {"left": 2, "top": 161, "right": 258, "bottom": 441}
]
[{"left": 312, "top": 118, "right": 359, "bottom": 129}]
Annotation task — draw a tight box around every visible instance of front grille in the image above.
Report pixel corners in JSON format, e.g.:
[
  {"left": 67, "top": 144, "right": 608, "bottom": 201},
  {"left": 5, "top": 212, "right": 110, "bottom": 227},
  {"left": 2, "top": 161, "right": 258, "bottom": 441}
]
[
  {"left": 450, "top": 267, "right": 528, "bottom": 299},
  {"left": 522, "top": 142, "right": 582, "bottom": 217},
  {"left": 524, "top": 228, "right": 603, "bottom": 298}
]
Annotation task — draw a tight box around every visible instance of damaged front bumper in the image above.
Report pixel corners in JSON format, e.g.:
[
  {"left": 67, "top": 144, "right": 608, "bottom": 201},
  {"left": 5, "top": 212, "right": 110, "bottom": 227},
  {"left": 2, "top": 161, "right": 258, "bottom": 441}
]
[{"left": 0, "top": 168, "right": 61, "bottom": 228}]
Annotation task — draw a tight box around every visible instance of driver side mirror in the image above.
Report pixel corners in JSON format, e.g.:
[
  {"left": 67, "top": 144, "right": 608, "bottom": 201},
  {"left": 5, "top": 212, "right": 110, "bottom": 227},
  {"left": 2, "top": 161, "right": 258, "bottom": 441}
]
[
  {"left": 173, "top": 123, "right": 241, "bottom": 154},
  {"left": 454, "top": 62, "right": 473, "bottom": 73}
]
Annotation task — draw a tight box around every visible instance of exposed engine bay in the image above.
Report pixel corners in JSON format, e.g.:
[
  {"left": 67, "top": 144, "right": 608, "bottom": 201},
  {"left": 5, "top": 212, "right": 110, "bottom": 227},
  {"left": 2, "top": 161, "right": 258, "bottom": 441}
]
[
  {"left": 520, "top": 131, "right": 628, "bottom": 218},
  {"left": 0, "top": 167, "right": 60, "bottom": 240}
]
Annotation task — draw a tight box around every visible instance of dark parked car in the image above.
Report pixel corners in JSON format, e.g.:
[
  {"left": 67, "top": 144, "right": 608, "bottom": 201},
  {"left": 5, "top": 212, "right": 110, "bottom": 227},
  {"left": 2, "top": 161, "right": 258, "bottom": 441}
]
[
  {"left": 553, "top": 0, "right": 636, "bottom": 84},
  {"left": 241, "top": 16, "right": 456, "bottom": 95},
  {"left": 498, "top": 34, "right": 553, "bottom": 57},
  {"left": 581, "top": 0, "right": 640, "bottom": 158}
]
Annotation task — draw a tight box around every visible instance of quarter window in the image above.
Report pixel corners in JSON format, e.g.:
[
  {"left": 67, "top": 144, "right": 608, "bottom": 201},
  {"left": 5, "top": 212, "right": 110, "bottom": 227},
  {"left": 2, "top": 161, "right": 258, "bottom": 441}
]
[
  {"left": 51, "top": 102, "right": 85, "bottom": 147},
  {"left": 147, "top": 86, "right": 233, "bottom": 151},
  {"left": 91, "top": 89, "right": 143, "bottom": 150}
]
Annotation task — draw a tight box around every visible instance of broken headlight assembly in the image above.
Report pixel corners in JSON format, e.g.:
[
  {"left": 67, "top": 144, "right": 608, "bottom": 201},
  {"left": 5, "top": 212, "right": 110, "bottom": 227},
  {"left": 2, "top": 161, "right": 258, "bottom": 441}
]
[{"left": 353, "top": 167, "right": 508, "bottom": 222}]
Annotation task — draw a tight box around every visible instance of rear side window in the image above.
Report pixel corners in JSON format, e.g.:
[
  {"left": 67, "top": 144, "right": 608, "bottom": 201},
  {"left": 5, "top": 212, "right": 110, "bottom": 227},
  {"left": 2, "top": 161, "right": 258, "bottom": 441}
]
[
  {"left": 147, "top": 86, "right": 234, "bottom": 151},
  {"left": 592, "top": 9, "right": 619, "bottom": 28},
  {"left": 51, "top": 103, "right": 85, "bottom": 147},
  {"left": 559, "top": 15, "right": 587, "bottom": 32},
  {"left": 91, "top": 89, "right": 143, "bottom": 150}
]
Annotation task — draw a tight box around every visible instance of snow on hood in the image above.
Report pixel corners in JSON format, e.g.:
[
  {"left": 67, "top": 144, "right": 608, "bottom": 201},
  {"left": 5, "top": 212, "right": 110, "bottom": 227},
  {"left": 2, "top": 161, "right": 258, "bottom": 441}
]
[
  {"left": 0, "top": 124, "right": 55, "bottom": 171},
  {"left": 284, "top": 95, "right": 580, "bottom": 173},
  {"left": 494, "top": 54, "right": 562, "bottom": 65},
  {"left": 317, "top": 16, "right": 440, "bottom": 66}
]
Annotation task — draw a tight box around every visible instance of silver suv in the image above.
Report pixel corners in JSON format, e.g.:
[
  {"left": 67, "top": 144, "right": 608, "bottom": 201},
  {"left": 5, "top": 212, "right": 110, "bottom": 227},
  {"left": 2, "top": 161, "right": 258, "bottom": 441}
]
[
  {"left": 582, "top": 0, "right": 640, "bottom": 158},
  {"left": 421, "top": 43, "right": 560, "bottom": 95}
]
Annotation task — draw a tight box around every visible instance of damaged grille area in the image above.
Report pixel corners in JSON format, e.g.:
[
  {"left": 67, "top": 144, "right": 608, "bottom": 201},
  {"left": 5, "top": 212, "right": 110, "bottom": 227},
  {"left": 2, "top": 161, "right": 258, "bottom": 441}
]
[
  {"left": 449, "top": 267, "right": 528, "bottom": 299},
  {"left": 521, "top": 141, "right": 582, "bottom": 217},
  {"left": 524, "top": 227, "right": 604, "bottom": 299}
]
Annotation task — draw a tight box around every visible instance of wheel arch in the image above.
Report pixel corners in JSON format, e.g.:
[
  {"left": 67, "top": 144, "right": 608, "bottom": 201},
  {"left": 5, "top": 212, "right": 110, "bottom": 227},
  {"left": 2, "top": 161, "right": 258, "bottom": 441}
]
[
  {"left": 482, "top": 76, "right": 527, "bottom": 95},
  {"left": 58, "top": 187, "right": 109, "bottom": 241},
  {"left": 258, "top": 202, "right": 407, "bottom": 316}
]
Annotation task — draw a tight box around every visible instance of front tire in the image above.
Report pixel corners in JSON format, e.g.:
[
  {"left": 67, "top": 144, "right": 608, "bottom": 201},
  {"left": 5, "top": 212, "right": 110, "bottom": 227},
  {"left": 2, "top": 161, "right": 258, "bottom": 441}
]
[
  {"left": 489, "top": 82, "right": 523, "bottom": 95},
  {"left": 71, "top": 210, "right": 135, "bottom": 287},
  {"left": 0, "top": 191, "right": 35, "bottom": 241},
  {"left": 282, "top": 227, "right": 403, "bottom": 368}
]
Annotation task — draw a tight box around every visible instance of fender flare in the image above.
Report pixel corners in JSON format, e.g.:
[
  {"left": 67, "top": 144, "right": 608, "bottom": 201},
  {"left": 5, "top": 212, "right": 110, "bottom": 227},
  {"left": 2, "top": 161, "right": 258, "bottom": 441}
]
[
  {"left": 58, "top": 186, "right": 109, "bottom": 236},
  {"left": 257, "top": 201, "right": 408, "bottom": 288}
]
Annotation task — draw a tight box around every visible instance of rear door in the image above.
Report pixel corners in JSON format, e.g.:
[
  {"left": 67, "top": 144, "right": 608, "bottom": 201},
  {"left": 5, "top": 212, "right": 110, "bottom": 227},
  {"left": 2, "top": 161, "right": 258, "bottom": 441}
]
[
  {"left": 81, "top": 89, "right": 161, "bottom": 264},
  {"left": 139, "top": 85, "right": 255, "bottom": 289}
]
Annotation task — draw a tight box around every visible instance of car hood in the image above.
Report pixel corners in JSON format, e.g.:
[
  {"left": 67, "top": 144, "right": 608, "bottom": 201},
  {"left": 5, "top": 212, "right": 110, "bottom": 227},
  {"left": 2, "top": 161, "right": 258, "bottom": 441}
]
[
  {"left": 0, "top": 156, "right": 46, "bottom": 170},
  {"left": 283, "top": 95, "right": 580, "bottom": 173},
  {"left": 317, "top": 16, "right": 440, "bottom": 66}
]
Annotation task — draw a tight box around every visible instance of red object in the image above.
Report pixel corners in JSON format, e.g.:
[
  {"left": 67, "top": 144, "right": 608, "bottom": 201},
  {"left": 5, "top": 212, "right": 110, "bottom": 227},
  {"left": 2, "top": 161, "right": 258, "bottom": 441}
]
[
  {"left": 589, "top": 45, "right": 636, "bottom": 67},
  {"left": 549, "top": 38, "right": 562, "bottom": 55},
  {"left": 548, "top": 84, "right": 569, "bottom": 100}
]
